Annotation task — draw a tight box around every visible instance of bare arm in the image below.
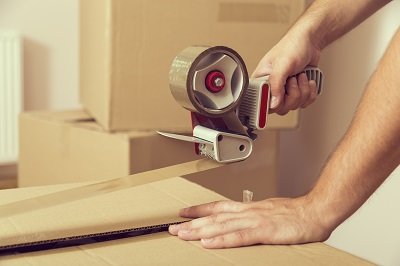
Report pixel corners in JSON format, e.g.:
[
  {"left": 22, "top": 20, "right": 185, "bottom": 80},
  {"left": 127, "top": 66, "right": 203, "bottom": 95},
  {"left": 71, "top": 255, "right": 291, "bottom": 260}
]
[
  {"left": 169, "top": 28, "right": 400, "bottom": 249},
  {"left": 253, "top": 0, "right": 391, "bottom": 114},
  {"left": 296, "top": 0, "right": 391, "bottom": 49},
  {"left": 309, "top": 27, "right": 400, "bottom": 231}
]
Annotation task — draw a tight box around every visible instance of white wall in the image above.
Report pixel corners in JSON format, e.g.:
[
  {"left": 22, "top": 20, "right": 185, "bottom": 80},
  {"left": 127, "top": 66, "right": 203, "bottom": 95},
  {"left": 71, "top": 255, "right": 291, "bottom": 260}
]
[
  {"left": 278, "top": 2, "right": 400, "bottom": 265},
  {"left": 0, "top": 0, "right": 80, "bottom": 110}
]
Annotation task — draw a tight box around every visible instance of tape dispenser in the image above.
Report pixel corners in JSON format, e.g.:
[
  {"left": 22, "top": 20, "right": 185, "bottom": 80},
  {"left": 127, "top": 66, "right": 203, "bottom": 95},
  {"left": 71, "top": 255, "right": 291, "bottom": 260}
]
[{"left": 158, "top": 46, "right": 323, "bottom": 163}]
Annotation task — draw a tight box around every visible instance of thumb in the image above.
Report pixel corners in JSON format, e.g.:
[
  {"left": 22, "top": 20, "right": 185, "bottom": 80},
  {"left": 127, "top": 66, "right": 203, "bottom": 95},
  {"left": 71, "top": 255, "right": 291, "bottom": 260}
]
[{"left": 268, "top": 63, "right": 292, "bottom": 109}]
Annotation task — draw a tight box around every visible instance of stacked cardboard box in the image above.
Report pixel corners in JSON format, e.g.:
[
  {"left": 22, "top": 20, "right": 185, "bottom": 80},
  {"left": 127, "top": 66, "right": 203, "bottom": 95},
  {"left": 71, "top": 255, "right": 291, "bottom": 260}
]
[
  {"left": 80, "top": 0, "right": 302, "bottom": 131},
  {"left": 18, "top": 110, "right": 198, "bottom": 186},
  {"left": 0, "top": 176, "right": 370, "bottom": 264},
  {"left": 19, "top": 110, "right": 279, "bottom": 200},
  {"left": 19, "top": 0, "right": 305, "bottom": 200}
]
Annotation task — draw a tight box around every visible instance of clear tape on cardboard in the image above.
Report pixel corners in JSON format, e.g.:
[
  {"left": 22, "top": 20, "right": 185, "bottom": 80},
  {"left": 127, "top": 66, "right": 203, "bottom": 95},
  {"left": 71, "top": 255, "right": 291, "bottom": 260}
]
[{"left": 0, "top": 159, "right": 222, "bottom": 218}]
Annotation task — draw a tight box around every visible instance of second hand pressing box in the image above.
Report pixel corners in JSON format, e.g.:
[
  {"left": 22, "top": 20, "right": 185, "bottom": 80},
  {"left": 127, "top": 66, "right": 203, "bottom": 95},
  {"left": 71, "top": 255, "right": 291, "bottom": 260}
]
[
  {"left": 19, "top": 110, "right": 279, "bottom": 200},
  {"left": 80, "top": 0, "right": 303, "bottom": 131}
]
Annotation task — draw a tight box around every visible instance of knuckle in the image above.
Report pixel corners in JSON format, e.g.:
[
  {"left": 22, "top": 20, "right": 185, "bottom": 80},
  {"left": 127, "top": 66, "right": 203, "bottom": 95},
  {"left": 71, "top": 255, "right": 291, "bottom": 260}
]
[
  {"left": 287, "top": 79, "right": 298, "bottom": 90},
  {"left": 290, "top": 104, "right": 300, "bottom": 111},
  {"left": 209, "top": 214, "right": 219, "bottom": 223},
  {"left": 182, "top": 221, "right": 194, "bottom": 230},
  {"left": 218, "top": 235, "right": 227, "bottom": 248},
  {"left": 219, "top": 221, "right": 229, "bottom": 231},
  {"left": 300, "top": 84, "right": 311, "bottom": 96},
  {"left": 236, "top": 230, "right": 247, "bottom": 243},
  {"left": 299, "top": 73, "right": 309, "bottom": 85},
  {"left": 210, "top": 201, "right": 224, "bottom": 212},
  {"left": 301, "top": 103, "right": 309, "bottom": 109},
  {"left": 310, "top": 91, "right": 318, "bottom": 100},
  {"left": 214, "top": 200, "right": 241, "bottom": 213},
  {"left": 286, "top": 87, "right": 300, "bottom": 100}
]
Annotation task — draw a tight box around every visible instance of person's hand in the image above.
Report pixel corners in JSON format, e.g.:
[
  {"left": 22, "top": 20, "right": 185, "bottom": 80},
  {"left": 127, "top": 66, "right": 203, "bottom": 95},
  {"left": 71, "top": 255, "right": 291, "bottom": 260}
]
[
  {"left": 252, "top": 29, "right": 322, "bottom": 115},
  {"left": 168, "top": 197, "right": 332, "bottom": 249}
]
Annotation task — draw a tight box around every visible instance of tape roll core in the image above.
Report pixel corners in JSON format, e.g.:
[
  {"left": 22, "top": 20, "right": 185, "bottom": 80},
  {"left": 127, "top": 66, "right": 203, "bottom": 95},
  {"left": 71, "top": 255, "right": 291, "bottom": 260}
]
[{"left": 169, "top": 46, "right": 249, "bottom": 117}]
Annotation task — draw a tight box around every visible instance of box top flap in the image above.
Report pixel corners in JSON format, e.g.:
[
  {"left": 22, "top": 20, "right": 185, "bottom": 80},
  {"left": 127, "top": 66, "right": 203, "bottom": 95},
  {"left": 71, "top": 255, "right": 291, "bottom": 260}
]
[{"left": 0, "top": 176, "right": 369, "bottom": 265}]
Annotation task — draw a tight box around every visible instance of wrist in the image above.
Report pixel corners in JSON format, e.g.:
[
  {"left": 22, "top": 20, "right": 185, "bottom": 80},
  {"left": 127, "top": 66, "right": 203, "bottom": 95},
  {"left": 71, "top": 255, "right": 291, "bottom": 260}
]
[
  {"left": 289, "top": 17, "right": 328, "bottom": 51},
  {"left": 303, "top": 191, "right": 342, "bottom": 236}
]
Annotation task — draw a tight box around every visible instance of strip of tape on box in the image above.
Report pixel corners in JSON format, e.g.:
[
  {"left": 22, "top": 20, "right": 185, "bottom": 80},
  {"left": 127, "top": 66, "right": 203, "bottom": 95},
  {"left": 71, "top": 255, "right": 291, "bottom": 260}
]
[{"left": 0, "top": 159, "right": 221, "bottom": 218}]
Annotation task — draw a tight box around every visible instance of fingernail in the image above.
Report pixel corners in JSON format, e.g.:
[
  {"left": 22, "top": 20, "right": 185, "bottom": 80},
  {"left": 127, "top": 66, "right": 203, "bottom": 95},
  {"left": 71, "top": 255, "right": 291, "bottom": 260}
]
[
  {"left": 179, "top": 207, "right": 188, "bottom": 214},
  {"left": 169, "top": 224, "right": 177, "bottom": 231},
  {"left": 201, "top": 238, "right": 214, "bottom": 244},
  {"left": 270, "top": 96, "right": 279, "bottom": 109},
  {"left": 169, "top": 225, "right": 179, "bottom": 235}
]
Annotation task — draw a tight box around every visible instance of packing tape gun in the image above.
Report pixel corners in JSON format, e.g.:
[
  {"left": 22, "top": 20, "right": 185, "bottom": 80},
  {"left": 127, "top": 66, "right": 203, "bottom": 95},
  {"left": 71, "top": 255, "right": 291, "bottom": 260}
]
[{"left": 158, "top": 46, "right": 324, "bottom": 163}]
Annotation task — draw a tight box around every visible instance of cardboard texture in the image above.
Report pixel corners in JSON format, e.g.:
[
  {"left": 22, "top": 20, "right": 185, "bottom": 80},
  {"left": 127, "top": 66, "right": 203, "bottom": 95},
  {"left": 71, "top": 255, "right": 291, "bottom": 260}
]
[
  {"left": 19, "top": 110, "right": 279, "bottom": 201},
  {"left": 187, "top": 129, "right": 279, "bottom": 201},
  {"left": 4, "top": 159, "right": 221, "bottom": 217},
  {"left": 18, "top": 110, "right": 198, "bottom": 187},
  {"left": 0, "top": 177, "right": 371, "bottom": 265},
  {"left": 0, "top": 163, "right": 17, "bottom": 189},
  {"left": 80, "top": 0, "right": 302, "bottom": 131}
]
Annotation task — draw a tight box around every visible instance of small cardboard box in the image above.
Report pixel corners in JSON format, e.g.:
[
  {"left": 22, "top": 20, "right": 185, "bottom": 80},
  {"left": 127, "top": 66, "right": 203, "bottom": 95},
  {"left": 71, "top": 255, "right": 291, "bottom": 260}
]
[
  {"left": 80, "top": 0, "right": 302, "bottom": 131},
  {"left": 18, "top": 110, "right": 198, "bottom": 187},
  {"left": 0, "top": 173, "right": 370, "bottom": 265},
  {"left": 19, "top": 110, "right": 279, "bottom": 200}
]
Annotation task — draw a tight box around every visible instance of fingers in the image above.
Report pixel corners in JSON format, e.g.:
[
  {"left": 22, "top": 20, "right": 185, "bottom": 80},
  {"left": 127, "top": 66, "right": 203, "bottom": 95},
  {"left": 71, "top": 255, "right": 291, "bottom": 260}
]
[
  {"left": 275, "top": 76, "right": 300, "bottom": 115},
  {"left": 169, "top": 210, "right": 251, "bottom": 235},
  {"left": 169, "top": 201, "right": 251, "bottom": 238},
  {"left": 274, "top": 73, "right": 318, "bottom": 115},
  {"left": 201, "top": 229, "right": 261, "bottom": 249},
  {"left": 179, "top": 200, "right": 246, "bottom": 218},
  {"left": 303, "top": 80, "right": 318, "bottom": 107},
  {"left": 170, "top": 212, "right": 242, "bottom": 235},
  {"left": 170, "top": 214, "right": 261, "bottom": 248},
  {"left": 298, "top": 72, "right": 311, "bottom": 107},
  {"left": 177, "top": 217, "right": 255, "bottom": 241}
]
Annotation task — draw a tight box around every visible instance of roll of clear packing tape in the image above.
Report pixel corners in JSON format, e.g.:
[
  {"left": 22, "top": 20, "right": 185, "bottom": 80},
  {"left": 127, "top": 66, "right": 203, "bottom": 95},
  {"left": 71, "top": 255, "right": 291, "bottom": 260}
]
[{"left": 169, "top": 46, "right": 249, "bottom": 117}]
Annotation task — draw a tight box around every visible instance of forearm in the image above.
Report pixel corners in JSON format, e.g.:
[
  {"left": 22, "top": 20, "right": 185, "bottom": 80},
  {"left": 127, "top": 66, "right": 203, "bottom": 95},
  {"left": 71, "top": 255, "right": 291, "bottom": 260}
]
[
  {"left": 308, "top": 28, "right": 400, "bottom": 231},
  {"left": 291, "top": 0, "right": 391, "bottom": 50}
]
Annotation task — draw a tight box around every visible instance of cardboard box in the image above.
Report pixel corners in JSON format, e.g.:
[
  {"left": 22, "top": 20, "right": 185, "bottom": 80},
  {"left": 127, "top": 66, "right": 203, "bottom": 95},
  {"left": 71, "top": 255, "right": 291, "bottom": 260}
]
[
  {"left": 80, "top": 0, "right": 302, "bottom": 131},
  {"left": 0, "top": 163, "right": 17, "bottom": 189},
  {"left": 18, "top": 110, "right": 198, "bottom": 187},
  {"left": 0, "top": 174, "right": 370, "bottom": 265},
  {"left": 19, "top": 110, "right": 279, "bottom": 200}
]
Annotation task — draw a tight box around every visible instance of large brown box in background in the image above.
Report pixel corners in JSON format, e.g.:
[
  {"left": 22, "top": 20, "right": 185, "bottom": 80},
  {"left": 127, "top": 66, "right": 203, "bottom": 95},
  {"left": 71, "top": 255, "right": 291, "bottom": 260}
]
[
  {"left": 19, "top": 110, "right": 279, "bottom": 201},
  {"left": 80, "top": 0, "right": 303, "bottom": 132}
]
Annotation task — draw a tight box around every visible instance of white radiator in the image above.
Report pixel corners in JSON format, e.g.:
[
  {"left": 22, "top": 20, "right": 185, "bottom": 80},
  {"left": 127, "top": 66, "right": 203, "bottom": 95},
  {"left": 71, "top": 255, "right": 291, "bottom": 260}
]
[{"left": 0, "top": 31, "right": 22, "bottom": 164}]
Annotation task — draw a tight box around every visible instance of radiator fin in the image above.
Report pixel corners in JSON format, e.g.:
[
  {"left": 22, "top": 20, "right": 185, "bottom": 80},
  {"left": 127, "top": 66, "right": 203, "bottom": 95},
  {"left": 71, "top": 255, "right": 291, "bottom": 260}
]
[{"left": 0, "top": 31, "right": 22, "bottom": 164}]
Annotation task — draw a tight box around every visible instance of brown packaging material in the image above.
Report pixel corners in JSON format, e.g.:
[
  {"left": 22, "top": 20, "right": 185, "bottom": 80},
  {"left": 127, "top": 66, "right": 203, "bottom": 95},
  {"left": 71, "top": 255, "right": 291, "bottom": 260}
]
[
  {"left": 18, "top": 110, "right": 197, "bottom": 187},
  {"left": 0, "top": 174, "right": 371, "bottom": 265},
  {"left": 80, "top": 0, "right": 301, "bottom": 131},
  {"left": 19, "top": 110, "right": 279, "bottom": 200}
]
